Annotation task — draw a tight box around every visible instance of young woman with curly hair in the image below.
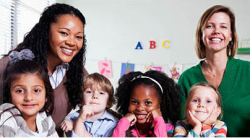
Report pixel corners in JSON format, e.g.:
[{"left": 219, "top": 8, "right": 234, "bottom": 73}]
[{"left": 0, "top": 3, "right": 88, "bottom": 136}]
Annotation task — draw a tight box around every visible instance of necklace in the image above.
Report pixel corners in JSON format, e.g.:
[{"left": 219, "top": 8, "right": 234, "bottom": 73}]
[{"left": 203, "top": 62, "right": 217, "bottom": 77}]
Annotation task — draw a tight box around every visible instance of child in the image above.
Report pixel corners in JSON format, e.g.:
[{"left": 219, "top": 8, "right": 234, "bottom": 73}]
[
  {"left": 61, "top": 73, "right": 119, "bottom": 137},
  {"left": 0, "top": 49, "right": 58, "bottom": 137},
  {"left": 112, "top": 70, "right": 181, "bottom": 137},
  {"left": 174, "top": 82, "right": 227, "bottom": 137}
]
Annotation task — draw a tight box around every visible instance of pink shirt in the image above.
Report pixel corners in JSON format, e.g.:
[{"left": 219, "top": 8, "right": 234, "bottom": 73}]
[{"left": 112, "top": 116, "right": 174, "bottom": 137}]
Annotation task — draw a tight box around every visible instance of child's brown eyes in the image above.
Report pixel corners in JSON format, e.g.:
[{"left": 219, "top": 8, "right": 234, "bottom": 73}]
[
  {"left": 34, "top": 89, "right": 41, "bottom": 93},
  {"left": 15, "top": 89, "right": 24, "bottom": 93},
  {"left": 131, "top": 101, "right": 138, "bottom": 104},
  {"left": 145, "top": 101, "right": 152, "bottom": 105}
]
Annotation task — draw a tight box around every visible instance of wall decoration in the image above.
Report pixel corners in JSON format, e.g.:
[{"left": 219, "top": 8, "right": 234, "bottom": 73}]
[
  {"left": 135, "top": 41, "right": 143, "bottom": 49},
  {"left": 145, "top": 65, "right": 162, "bottom": 72},
  {"left": 135, "top": 40, "right": 170, "bottom": 50},
  {"left": 120, "top": 63, "right": 135, "bottom": 78},
  {"left": 238, "top": 38, "right": 250, "bottom": 54},
  {"left": 166, "top": 64, "right": 182, "bottom": 82},
  {"left": 98, "top": 60, "right": 112, "bottom": 78}
]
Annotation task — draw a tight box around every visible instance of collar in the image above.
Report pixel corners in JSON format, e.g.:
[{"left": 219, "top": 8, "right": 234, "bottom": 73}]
[
  {"left": 56, "top": 62, "right": 69, "bottom": 70},
  {"left": 85, "top": 110, "right": 116, "bottom": 122}
]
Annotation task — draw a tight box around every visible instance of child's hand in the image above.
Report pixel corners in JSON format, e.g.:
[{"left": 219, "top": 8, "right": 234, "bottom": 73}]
[
  {"left": 146, "top": 108, "right": 162, "bottom": 122},
  {"left": 202, "top": 107, "right": 220, "bottom": 126},
  {"left": 187, "top": 110, "right": 202, "bottom": 128},
  {"left": 61, "top": 120, "right": 74, "bottom": 132},
  {"left": 78, "top": 105, "right": 94, "bottom": 123},
  {"left": 187, "top": 110, "right": 202, "bottom": 135},
  {"left": 124, "top": 113, "right": 137, "bottom": 126}
]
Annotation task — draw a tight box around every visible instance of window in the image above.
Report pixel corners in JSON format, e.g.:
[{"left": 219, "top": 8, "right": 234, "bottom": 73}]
[{"left": 0, "top": 0, "right": 55, "bottom": 57}]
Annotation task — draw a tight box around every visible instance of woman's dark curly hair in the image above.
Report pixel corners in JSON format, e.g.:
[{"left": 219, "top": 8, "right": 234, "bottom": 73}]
[
  {"left": 3, "top": 60, "right": 54, "bottom": 115},
  {"left": 9, "top": 3, "right": 87, "bottom": 108},
  {"left": 115, "top": 70, "right": 181, "bottom": 124}
]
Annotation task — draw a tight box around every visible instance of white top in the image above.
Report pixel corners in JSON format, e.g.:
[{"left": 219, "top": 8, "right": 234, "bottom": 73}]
[
  {"left": 0, "top": 103, "right": 58, "bottom": 137},
  {"left": 48, "top": 63, "right": 69, "bottom": 89}
]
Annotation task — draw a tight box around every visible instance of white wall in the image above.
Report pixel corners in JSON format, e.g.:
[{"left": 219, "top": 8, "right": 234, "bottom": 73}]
[{"left": 58, "top": 0, "right": 250, "bottom": 88}]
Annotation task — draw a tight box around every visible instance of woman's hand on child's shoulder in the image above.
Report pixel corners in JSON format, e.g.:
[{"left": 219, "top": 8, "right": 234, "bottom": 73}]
[
  {"left": 78, "top": 105, "right": 94, "bottom": 123},
  {"left": 124, "top": 113, "right": 137, "bottom": 126},
  {"left": 61, "top": 120, "right": 74, "bottom": 132}
]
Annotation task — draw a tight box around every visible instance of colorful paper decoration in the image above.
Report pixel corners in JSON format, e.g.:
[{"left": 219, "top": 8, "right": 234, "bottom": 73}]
[
  {"left": 120, "top": 63, "right": 135, "bottom": 78},
  {"left": 145, "top": 65, "right": 162, "bottom": 72},
  {"left": 166, "top": 64, "right": 182, "bottom": 82},
  {"left": 98, "top": 60, "right": 112, "bottom": 78}
]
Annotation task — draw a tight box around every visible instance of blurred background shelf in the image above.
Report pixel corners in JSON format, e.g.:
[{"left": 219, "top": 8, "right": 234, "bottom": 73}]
[{"left": 237, "top": 48, "right": 250, "bottom": 54}]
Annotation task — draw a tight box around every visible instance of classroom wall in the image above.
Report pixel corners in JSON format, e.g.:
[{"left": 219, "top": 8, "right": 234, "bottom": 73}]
[{"left": 58, "top": 0, "right": 250, "bottom": 88}]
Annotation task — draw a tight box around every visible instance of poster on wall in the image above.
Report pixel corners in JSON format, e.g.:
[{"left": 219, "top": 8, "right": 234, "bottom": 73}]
[
  {"left": 98, "top": 60, "right": 112, "bottom": 78},
  {"left": 166, "top": 64, "right": 182, "bottom": 82},
  {"left": 145, "top": 65, "right": 162, "bottom": 72},
  {"left": 120, "top": 63, "right": 135, "bottom": 78}
]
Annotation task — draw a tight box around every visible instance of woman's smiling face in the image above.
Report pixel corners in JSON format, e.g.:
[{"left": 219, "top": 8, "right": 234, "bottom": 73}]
[
  {"left": 48, "top": 14, "right": 84, "bottom": 64},
  {"left": 202, "top": 12, "right": 232, "bottom": 54}
]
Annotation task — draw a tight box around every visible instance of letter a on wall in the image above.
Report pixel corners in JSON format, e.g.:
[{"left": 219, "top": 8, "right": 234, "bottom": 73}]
[
  {"left": 98, "top": 60, "right": 113, "bottom": 78},
  {"left": 135, "top": 41, "right": 143, "bottom": 50}
]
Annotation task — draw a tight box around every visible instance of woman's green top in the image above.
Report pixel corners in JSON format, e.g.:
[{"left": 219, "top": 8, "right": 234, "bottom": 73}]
[{"left": 178, "top": 57, "right": 250, "bottom": 137}]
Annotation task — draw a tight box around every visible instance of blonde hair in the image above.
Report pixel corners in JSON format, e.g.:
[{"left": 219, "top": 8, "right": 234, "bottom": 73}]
[
  {"left": 195, "top": 5, "right": 238, "bottom": 59},
  {"left": 185, "top": 82, "right": 223, "bottom": 120},
  {"left": 83, "top": 73, "right": 115, "bottom": 108}
]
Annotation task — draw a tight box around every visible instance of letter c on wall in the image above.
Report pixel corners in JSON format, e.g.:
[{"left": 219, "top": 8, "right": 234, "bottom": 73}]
[{"left": 162, "top": 40, "right": 170, "bottom": 49}]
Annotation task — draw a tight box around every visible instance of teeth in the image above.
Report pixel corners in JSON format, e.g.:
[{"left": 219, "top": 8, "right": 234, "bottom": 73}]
[
  {"left": 211, "top": 38, "right": 221, "bottom": 41},
  {"left": 62, "top": 48, "right": 73, "bottom": 53},
  {"left": 136, "top": 114, "right": 146, "bottom": 119}
]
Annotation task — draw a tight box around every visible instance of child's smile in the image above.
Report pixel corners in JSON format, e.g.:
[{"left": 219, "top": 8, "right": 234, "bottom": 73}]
[
  {"left": 135, "top": 114, "right": 147, "bottom": 120},
  {"left": 128, "top": 84, "right": 160, "bottom": 124},
  {"left": 21, "top": 103, "right": 38, "bottom": 108},
  {"left": 188, "top": 86, "right": 220, "bottom": 122},
  {"left": 10, "top": 74, "right": 46, "bottom": 120}
]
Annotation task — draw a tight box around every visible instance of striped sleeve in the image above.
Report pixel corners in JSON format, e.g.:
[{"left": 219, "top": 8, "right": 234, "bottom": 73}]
[
  {"left": 214, "top": 120, "right": 227, "bottom": 137},
  {"left": 201, "top": 120, "right": 227, "bottom": 137},
  {"left": 173, "top": 120, "right": 188, "bottom": 137}
]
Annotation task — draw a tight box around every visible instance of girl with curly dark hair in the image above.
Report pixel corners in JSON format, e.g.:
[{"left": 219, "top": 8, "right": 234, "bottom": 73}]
[
  {"left": 112, "top": 70, "right": 181, "bottom": 137},
  {"left": 0, "top": 3, "right": 88, "bottom": 136}
]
